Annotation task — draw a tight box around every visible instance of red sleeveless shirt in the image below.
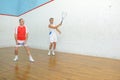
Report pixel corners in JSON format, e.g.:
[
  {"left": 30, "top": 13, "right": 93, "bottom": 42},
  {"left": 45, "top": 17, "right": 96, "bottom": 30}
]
[{"left": 17, "top": 26, "right": 26, "bottom": 40}]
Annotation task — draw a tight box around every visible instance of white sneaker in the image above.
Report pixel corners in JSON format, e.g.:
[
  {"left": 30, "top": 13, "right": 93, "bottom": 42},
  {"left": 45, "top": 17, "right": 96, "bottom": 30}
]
[
  {"left": 48, "top": 51, "right": 51, "bottom": 56},
  {"left": 29, "top": 57, "right": 34, "bottom": 62},
  {"left": 13, "top": 56, "right": 18, "bottom": 61},
  {"left": 52, "top": 51, "right": 55, "bottom": 56}
]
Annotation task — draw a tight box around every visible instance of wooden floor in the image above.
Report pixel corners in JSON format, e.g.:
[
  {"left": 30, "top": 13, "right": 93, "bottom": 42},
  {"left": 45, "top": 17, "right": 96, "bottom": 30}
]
[{"left": 0, "top": 47, "right": 120, "bottom": 80}]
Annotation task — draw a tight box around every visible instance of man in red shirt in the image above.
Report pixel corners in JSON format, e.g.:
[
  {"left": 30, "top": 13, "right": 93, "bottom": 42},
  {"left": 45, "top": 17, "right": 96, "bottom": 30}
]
[{"left": 13, "top": 18, "right": 34, "bottom": 62}]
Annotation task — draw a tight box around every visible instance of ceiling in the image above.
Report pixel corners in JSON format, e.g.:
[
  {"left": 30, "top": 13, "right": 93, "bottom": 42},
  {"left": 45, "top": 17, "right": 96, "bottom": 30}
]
[{"left": 0, "top": 0, "right": 53, "bottom": 17}]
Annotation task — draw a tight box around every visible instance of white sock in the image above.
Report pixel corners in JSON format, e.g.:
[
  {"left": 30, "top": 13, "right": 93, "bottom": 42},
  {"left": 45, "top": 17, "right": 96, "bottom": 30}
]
[
  {"left": 15, "top": 55, "right": 18, "bottom": 58},
  {"left": 52, "top": 49, "right": 55, "bottom": 55},
  {"left": 49, "top": 49, "right": 52, "bottom": 52},
  {"left": 29, "top": 55, "right": 33, "bottom": 58},
  {"left": 52, "top": 49, "right": 55, "bottom": 53},
  {"left": 48, "top": 49, "right": 51, "bottom": 55}
]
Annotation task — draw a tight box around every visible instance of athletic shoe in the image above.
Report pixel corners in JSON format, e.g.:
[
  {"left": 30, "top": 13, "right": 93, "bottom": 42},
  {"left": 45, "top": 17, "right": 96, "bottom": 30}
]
[
  {"left": 13, "top": 56, "right": 18, "bottom": 61},
  {"left": 52, "top": 51, "right": 55, "bottom": 56},
  {"left": 29, "top": 56, "right": 35, "bottom": 62},
  {"left": 48, "top": 51, "right": 51, "bottom": 56}
]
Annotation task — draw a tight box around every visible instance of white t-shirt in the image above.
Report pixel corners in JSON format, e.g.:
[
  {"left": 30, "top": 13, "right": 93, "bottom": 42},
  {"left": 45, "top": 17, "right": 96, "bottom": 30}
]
[{"left": 49, "top": 24, "right": 56, "bottom": 35}]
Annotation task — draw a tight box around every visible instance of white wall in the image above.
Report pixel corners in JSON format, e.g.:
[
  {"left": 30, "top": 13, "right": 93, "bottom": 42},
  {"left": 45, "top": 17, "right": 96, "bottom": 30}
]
[
  {"left": 1, "top": 0, "right": 120, "bottom": 59},
  {"left": 0, "top": 16, "right": 18, "bottom": 47}
]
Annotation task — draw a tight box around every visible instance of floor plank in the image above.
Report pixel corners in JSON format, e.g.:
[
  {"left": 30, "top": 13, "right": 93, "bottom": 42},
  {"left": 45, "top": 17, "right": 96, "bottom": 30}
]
[{"left": 0, "top": 47, "right": 120, "bottom": 80}]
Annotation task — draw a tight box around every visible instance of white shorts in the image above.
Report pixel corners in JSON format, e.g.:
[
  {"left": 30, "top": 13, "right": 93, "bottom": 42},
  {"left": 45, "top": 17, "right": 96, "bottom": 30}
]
[
  {"left": 49, "top": 32, "right": 57, "bottom": 43},
  {"left": 16, "top": 40, "right": 27, "bottom": 47}
]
